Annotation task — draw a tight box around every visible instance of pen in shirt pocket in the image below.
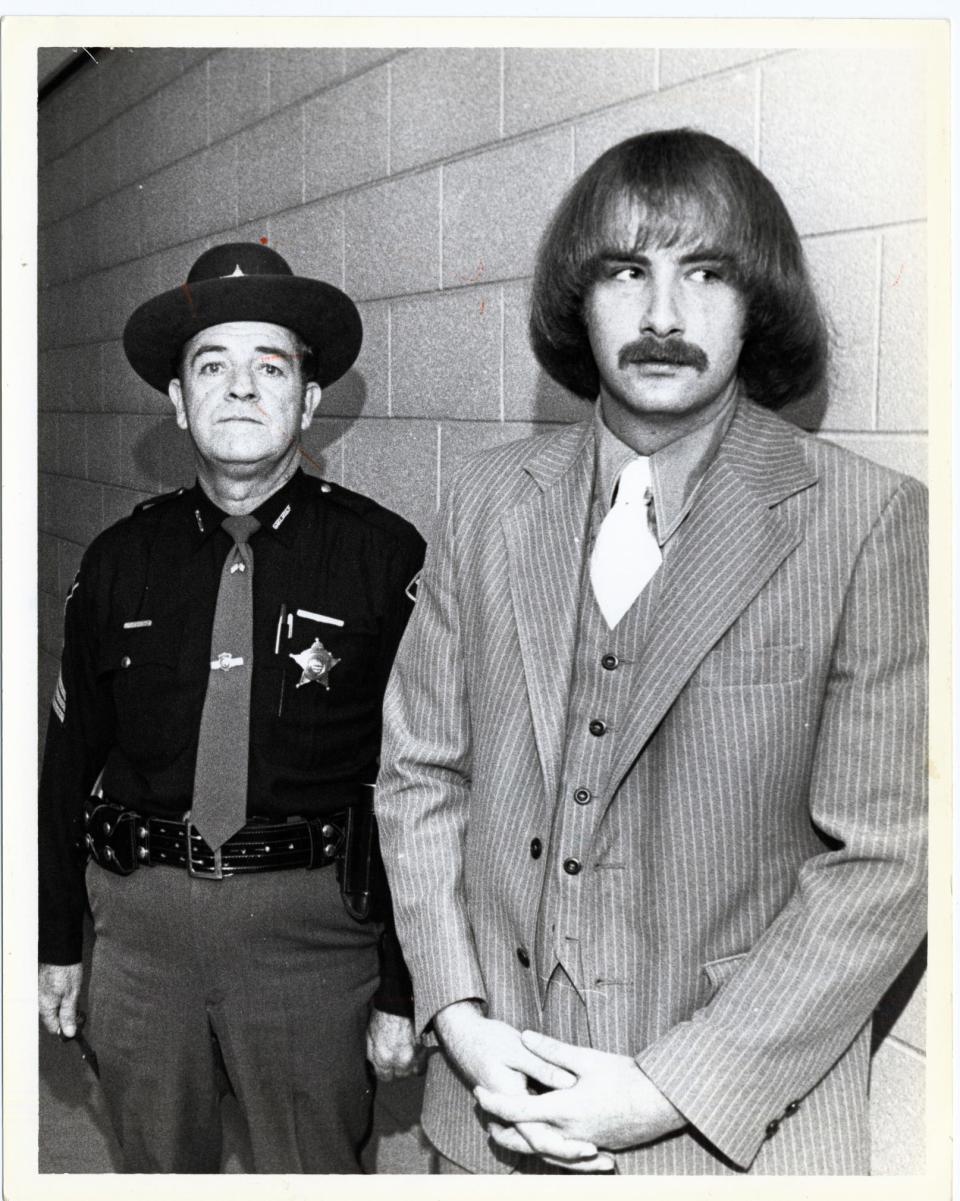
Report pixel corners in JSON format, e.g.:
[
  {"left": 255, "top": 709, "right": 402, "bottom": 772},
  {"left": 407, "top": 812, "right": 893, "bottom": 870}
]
[{"left": 274, "top": 604, "right": 287, "bottom": 655}]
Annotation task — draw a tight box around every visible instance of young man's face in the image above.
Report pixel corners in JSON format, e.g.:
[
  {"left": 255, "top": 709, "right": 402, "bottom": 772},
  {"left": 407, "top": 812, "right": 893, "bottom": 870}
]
[
  {"left": 583, "top": 240, "right": 746, "bottom": 432},
  {"left": 168, "top": 321, "right": 320, "bottom": 474}
]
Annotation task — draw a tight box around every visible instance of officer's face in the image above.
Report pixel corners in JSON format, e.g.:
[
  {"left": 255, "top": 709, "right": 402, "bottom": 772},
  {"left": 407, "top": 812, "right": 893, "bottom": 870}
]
[
  {"left": 583, "top": 239, "right": 746, "bottom": 432},
  {"left": 168, "top": 322, "right": 321, "bottom": 473}
]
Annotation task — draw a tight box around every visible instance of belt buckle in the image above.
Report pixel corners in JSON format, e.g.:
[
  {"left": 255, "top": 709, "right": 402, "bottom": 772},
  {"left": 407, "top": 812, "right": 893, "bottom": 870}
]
[{"left": 183, "top": 816, "right": 225, "bottom": 880}]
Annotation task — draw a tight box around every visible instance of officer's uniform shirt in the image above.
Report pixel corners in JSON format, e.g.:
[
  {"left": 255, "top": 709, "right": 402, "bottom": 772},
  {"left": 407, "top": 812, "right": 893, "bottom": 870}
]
[
  {"left": 39, "top": 468, "right": 426, "bottom": 1005},
  {"left": 533, "top": 395, "right": 738, "bottom": 995}
]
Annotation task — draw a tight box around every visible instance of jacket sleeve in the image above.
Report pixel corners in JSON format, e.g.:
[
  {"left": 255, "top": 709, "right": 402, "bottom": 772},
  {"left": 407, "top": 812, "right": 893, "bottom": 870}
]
[
  {"left": 635, "top": 477, "right": 929, "bottom": 1168},
  {"left": 375, "top": 485, "right": 488, "bottom": 1040},
  {"left": 371, "top": 527, "right": 427, "bottom": 1019},
  {"left": 38, "top": 551, "right": 112, "bottom": 965}
]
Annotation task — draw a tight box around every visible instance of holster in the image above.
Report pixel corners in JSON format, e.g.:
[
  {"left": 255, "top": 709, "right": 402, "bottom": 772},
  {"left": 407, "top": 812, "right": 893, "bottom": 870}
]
[{"left": 336, "top": 801, "right": 387, "bottom": 923}]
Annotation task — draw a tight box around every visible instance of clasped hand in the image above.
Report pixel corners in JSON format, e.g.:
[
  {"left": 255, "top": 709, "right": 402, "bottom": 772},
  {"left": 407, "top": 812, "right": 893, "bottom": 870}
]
[{"left": 436, "top": 1003, "right": 684, "bottom": 1172}]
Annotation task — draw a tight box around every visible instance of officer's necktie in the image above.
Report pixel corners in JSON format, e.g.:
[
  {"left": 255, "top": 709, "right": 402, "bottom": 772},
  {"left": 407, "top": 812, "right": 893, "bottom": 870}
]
[
  {"left": 191, "top": 513, "right": 260, "bottom": 851},
  {"left": 589, "top": 456, "right": 662, "bottom": 629}
]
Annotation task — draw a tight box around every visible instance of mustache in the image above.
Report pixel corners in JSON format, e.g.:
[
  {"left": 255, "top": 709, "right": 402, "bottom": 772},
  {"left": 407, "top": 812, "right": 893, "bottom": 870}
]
[{"left": 617, "top": 337, "right": 709, "bottom": 373}]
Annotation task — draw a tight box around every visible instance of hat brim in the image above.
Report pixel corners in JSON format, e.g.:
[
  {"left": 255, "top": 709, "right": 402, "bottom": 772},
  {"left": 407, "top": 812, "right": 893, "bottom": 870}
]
[{"left": 122, "top": 274, "right": 363, "bottom": 392}]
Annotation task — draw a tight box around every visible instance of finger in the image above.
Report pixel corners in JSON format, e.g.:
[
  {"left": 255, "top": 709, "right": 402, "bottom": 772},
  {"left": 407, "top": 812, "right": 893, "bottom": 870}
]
[
  {"left": 488, "top": 1122, "right": 534, "bottom": 1154},
  {"left": 514, "top": 1120, "right": 599, "bottom": 1161},
  {"left": 539, "top": 1151, "right": 616, "bottom": 1173},
  {"left": 475, "top": 1085, "right": 556, "bottom": 1126},
  {"left": 517, "top": 1048, "right": 577, "bottom": 1091},
  {"left": 38, "top": 1000, "right": 60, "bottom": 1036},
  {"left": 521, "top": 1029, "right": 591, "bottom": 1074},
  {"left": 57, "top": 993, "right": 79, "bottom": 1038}
]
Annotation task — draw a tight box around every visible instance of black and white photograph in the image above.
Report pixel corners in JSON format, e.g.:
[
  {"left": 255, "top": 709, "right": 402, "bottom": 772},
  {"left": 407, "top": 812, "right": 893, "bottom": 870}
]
[{"left": 2, "top": 13, "right": 950, "bottom": 1197}]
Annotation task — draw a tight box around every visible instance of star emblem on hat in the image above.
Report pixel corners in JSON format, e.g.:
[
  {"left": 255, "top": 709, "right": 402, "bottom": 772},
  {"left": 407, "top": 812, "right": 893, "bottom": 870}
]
[
  {"left": 290, "top": 638, "right": 340, "bottom": 689},
  {"left": 228, "top": 264, "right": 245, "bottom": 277}
]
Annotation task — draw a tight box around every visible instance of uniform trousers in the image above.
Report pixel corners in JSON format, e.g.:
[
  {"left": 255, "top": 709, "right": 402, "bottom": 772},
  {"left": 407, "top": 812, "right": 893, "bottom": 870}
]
[
  {"left": 435, "top": 959, "right": 603, "bottom": 1175},
  {"left": 85, "top": 857, "right": 380, "bottom": 1173}
]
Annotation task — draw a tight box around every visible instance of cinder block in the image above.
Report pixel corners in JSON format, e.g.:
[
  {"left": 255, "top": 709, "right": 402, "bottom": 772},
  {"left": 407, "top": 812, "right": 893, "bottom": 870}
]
[
  {"left": 96, "top": 185, "right": 141, "bottom": 268},
  {"left": 38, "top": 413, "right": 58, "bottom": 475},
  {"left": 237, "top": 110, "right": 302, "bottom": 223},
  {"left": 502, "top": 280, "right": 595, "bottom": 423},
  {"left": 85, "top": 414, "right": 125, "bottom": 485},
  {"left": 869, "top": 1039, "right": 925, "bottom": 1174},
  {"left": 150, "top": 62, "right": 210, "bottom": 173},
  {"left": 760, "top": 50, "right": 926, "bottom": 236},
  {"left": 392, "top": 287, "right": 500, "bottom": 420},
  {"left": 102, "top": 483, "right": 154, "bottom": 529},
  {"left": 58, "top": 538, "right": 85, "bottom": 599},
  {"left": 267, "top": 198, "right": 344, "bottom": 285},
  {"left": 504, "top": 49, "right": 655, "bottom": 137},
  {"left": 160, "top": 418, "right": 197, "bottom": 491},
  {"left": 344, "top": 170, "right": 441, "bottom": 301},
  {"left": 342, "top": 418, "right": 437, "bottom": 536},
  {"left": 38, "top": 533, "right": 60, "bottom": 597},
  {"left": 322, "top": 299, "right": 389, "bottom": 418},
  {"left": 40, "top": 590, "right": 64, "bottom": 660},
  {"left": 442, "top": 132, "right": 572, "bottom": 287},
  {"left": 39, "top": 280, "right": 81, "bottom": 350},
  {"left": 101, "top": 339, "right": 167, "bottom": 415},
  {"left": 299, "top": 417, "right": 350, "bottom": 484},
  {"left": 119, "top": 414, "right": 165, "bottom": 492},
  {"left": 208, "top": 50, "right": 271, "bottom": 143},
  {"left": 112, "top": 100, "right": 155, "bottom": 192},
  {"left": 439, "top": 421, "right": 518, "bottom": 498},
  {"left": 71, "top": 204, "right": 102, "bottom": 280},
  {"left": 391, "top": 49, "right": 501, "bottom": 174},
  {"left": 304, "top": 68, "right": 389, "bottom": 200},
  {"left": 38, "top": 217, "right": 75, "bottom": 289},
  {"left": 268, "top": 49, "right": 343, "bottom": 111},
  {"left": 39, "top": 472, "right": 56, "bottom": 533},
  {"left": 143, "top": 233, "right": 213, "bottom": 297},
  {"left": 104, "top": 47, "right": 202, "bottom": 112},
  {"left": 71, "top": 344, "right": 104, "bottom": 415},
  {"left": 38, "top": 67, "right": 86, "bottom": 161},
  {"left": 575, "top": 68, "right": 757, "bottom": 173},
  {"left": 879, "top": 224, "right": 927, "bottom": 432},
  {"left": 82, "top": 114, "right": 121, "bottom": 206},
  {"left": 660, "top": 47, "right": 785, "bottom": 89},
  {"left": 779, "top": 232, "right": 879, "bottom": 432},
  {"left": 83, "top": 259, "right": 159, "bottom": 348},
  {"left": 344, "top": 48, "right": 396, "bottom": 76},
  {"left": 53, "top": 476, "right": 104, "bottom": 546},
  {"left": 819, "top": 432, "right": 927, "bottom": 485},
  {"left": 41, "top": 143, "right": 85, "bottom": 226},
  {"left": 56, "top": 414, "right": 88, "bottom": 479},
  {"left": 141, "top": 140, "right": 238, "bottom": 255},
  {"left": 38, "top": 350, "right": 72, "bottom": 414}
]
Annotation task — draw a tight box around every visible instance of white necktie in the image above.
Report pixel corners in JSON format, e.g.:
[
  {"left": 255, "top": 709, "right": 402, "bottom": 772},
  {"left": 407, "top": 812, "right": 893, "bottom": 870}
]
[{"left": 590, "top": 456, "right": 662, "bottom": 629}]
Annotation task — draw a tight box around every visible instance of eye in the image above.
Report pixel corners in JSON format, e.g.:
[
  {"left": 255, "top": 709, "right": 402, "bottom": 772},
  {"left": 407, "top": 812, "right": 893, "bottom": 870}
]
[
  {"left": 611, "top": 263, "right": 644, "bottom": 282},
  {"left": 687, "top": 265, "right": 724, "bottom": 284},
  {"left": 198, "top": 361, "right": 224, "bottom": 375},
  {"left": 258, "top": 361, "right": 284, "bottom": 377}
]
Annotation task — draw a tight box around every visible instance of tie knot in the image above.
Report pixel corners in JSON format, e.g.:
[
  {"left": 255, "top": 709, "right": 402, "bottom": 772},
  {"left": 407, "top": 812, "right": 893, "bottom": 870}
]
[
  {"left": 222, "top": 514, "right": 260, "bottom": 545},
  {"left": 614, "top": 456, "right": 653, "bottom": 506}
]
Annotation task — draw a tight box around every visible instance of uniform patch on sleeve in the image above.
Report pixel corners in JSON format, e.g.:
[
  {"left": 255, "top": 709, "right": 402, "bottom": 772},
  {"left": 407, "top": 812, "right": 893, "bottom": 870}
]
[
  {"left": 405, "top": 570, "right": 421, "bottom": 603},
  {"left": 52, "top": 668, "right": 66, "bottom": 724},
  {"left": 63, "top": 573, "right": 79, "bottom": 613}
]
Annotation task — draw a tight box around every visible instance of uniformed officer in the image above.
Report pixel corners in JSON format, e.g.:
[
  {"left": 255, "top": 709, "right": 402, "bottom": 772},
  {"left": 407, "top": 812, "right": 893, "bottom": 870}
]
[{"left": 38, "top": 242, "right": 427, "bottom": 1173}]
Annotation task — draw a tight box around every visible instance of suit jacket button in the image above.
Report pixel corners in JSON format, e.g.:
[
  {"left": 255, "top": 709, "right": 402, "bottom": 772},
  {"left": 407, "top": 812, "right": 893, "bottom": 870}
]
[
  {"left": 563, "top": 857, "right": 582, "bottom": 876},
  {"left": 784, "top": 1100, "right": 801, "bottom": 1115},
  {"left": 765, "top": 1119, "right": 780, "bottom": 1137},
  {"left": 588, "top": 719, "right": 606, "bottom": 737},
  {"left": 530, "top": 838, "right": 542, "bottom": 859},
  {"left": 517, "top": 947, "right": 531, "bottom": 968},
  {"left": 573, "top": 787, "right": 592, "bottom": 805},
  {"left": 601, "top": 654, "right": 619, "bottom": 670}
]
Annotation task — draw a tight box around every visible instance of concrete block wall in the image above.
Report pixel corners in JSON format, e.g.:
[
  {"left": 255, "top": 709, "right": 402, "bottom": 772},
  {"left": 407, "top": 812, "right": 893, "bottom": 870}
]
[{"left": 38, "top": 45, "right": 929, "bottom": 1173}]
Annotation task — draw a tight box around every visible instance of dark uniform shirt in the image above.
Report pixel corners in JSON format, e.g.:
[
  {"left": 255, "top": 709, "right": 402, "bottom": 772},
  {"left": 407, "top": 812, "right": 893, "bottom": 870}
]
[{"left": 39, "top": 468, "right": 426, "bottom": 1011}]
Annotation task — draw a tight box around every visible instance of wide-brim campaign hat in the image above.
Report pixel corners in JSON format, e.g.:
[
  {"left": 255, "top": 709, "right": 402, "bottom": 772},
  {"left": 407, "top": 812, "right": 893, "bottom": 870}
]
[{"left": 123, "top": 242, "right": 362, "bottom": 392}]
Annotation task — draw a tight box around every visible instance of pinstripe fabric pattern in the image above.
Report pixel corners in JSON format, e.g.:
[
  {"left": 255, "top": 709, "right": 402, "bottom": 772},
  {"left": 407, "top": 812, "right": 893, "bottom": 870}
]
[{"left": 376, "top": 398, "right": 928, "bottom": 1175}]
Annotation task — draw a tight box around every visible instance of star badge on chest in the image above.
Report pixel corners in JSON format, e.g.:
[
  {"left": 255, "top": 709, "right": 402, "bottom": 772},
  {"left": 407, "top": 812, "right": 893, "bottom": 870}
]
[{"left": 290, "top": 638, "right": 340, "bottom": 689}]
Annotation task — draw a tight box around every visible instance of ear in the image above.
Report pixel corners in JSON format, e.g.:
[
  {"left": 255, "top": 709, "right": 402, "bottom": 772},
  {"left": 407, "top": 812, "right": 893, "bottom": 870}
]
[
  {"left": 301, "top": 381, "right": 322, "bottom": 432},
  {"left": 168, "top": 379, "right": 189, "bottom": 431}
]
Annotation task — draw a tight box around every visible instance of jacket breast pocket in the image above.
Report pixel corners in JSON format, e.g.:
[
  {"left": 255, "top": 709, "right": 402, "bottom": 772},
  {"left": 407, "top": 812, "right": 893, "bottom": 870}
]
[
  {"left": 702, "top": 951, "right": 750, "bottom": 1001},
  {"left": 97, "top": 624, "right": 188, "bottom": 761},
  {"left": 692, "top": 645, "right": 805, "bottom": 688}
]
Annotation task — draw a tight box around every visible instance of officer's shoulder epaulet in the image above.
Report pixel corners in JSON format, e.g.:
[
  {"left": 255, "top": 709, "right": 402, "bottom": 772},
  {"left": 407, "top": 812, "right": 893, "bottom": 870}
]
[
  {"left": 133, "top": 486, "right": 188, "bottom": 516},
  {"left": 310, "top": 477, "right": 420, "bottom": 542}
]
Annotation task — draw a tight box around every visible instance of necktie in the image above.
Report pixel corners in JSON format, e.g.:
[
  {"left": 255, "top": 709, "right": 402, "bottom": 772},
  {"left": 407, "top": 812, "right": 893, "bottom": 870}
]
[
  {"left": 589, "top": 456, "right": 662, "bottom": 629},
  {"left": 191, "top": 513, "right": 260, "bottom": 851}
]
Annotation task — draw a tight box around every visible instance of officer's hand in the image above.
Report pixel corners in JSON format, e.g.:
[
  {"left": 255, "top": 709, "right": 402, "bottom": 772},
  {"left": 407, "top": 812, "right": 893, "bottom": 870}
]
[
  {"left": 38, "top": 962, "right": 83, "bottom": 1037},
  {"left": 366, "top": 1009, "right": 425, "bottom": 1082}
]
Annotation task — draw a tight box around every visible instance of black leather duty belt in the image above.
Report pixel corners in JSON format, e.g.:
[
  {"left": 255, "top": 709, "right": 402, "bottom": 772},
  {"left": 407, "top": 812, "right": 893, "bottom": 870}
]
[{"left": 83, "top": 793, "right": 367, "bottom": 881}]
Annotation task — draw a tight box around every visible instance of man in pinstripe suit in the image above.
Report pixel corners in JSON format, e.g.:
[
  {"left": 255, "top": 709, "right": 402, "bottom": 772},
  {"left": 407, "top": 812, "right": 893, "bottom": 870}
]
[{"left": 376, "top": 130, "right": 927, "bottom": 1175}]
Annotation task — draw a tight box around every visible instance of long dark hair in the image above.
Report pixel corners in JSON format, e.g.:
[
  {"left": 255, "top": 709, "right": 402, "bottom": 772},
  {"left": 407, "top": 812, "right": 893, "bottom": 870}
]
[{"left": 529, "top": 129, "right": 828, "bottom": 409}]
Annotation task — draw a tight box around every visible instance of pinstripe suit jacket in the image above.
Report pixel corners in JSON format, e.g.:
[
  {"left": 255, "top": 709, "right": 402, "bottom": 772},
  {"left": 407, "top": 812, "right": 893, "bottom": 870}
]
[{"left": 376, "top": 398, "right": 928, "bottom": 1175}]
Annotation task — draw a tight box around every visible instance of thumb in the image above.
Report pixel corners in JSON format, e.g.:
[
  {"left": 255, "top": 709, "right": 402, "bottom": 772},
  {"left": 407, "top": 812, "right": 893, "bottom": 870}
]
[
  {"left": 58, "top": 993, "right": 78, "bottom": 1038},
  {"left": 520, "top": 1029, "right": 590, "bottom": 1073}
]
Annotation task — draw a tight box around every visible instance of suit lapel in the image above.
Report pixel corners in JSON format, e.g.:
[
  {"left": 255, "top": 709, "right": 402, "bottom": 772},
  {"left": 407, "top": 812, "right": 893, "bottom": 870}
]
[
  {"left": 605, "top": 401, "right": 819, "bottom": 796},
  {"left": 503, "top": 423, "right": 593, "bottom": 807}
]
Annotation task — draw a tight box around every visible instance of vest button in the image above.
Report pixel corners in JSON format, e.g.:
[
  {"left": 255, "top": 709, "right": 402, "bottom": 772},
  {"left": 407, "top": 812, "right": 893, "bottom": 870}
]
[
  {"left": 601, "top": 653, "right": 619, "bottom": 671},
  {"left": 530, "top": 838, "right": 542, "bottom": 859},
  {"left": 765, "top": 1119, "right": 780, "bottom": 1137},
  {"left": 563, "top": 857, "right": 582, "bottom": 876},
  {"left": 588, "top": 719, "right": 606, "bottom": 737},
  {"left": 784, "top": 1100, "right": 801, "bottom": 1115},
  {"left": 573, "top": 787, "right": 592, "bottom": 805},
  {"left": 517, "top": 947, "right": 531, "bottom": 968}
]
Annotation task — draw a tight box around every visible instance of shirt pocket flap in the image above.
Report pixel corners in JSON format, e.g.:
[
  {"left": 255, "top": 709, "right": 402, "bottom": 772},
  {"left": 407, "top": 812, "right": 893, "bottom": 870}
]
[{"left": 97, "top": 625, "right": 180, "bottom": 674}]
